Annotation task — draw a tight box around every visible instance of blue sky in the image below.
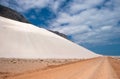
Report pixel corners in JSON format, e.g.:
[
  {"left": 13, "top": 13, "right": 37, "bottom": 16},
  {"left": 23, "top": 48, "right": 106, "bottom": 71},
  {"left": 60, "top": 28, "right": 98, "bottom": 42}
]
[{"left": 0, "top": 0, "right": 120, "bottom": 55}]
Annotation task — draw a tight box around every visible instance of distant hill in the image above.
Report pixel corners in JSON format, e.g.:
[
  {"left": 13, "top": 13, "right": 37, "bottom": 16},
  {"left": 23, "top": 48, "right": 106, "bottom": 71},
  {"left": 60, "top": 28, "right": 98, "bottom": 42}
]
[
  {"left": 49, "top": 30, "right": 68, "bottom": 39},
  {"left": 0, "top": 5, "right": 29, "bottom": 23}
]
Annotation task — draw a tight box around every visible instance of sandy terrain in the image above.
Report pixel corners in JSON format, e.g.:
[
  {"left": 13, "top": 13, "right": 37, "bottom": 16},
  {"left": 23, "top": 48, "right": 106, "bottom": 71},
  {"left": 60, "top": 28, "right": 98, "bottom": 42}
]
[
  {"left": 0, "top": 57, "right": 119, "bottom": 79},
  {"left": 109, "top": 57, "right": 120, "bottom": 78},
  {"left": 0, "top": 58, "right": 79, "bottom": 79}
]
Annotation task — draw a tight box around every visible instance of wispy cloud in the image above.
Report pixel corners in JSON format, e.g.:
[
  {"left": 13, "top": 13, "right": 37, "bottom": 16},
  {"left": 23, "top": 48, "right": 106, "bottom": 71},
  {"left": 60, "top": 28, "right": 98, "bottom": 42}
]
[
  {"left": 0, "top": 0, "right": 66, "bottom": 12},
  {"left": 48, "top": 0, "right": 120, "bottom": 45},
  {"left": 0, "top": 0, "right": 50, "bottom": 12}
]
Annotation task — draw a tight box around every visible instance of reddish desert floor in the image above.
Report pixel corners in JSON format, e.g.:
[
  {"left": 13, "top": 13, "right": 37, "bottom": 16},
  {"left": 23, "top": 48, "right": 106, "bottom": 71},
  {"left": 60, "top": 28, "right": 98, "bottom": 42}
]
[
  {"left": 0, "top": 58, "right": 79, "bottom": 79},
  {"left": 0, "top": 57, "right": 119, "bottom": 79}
]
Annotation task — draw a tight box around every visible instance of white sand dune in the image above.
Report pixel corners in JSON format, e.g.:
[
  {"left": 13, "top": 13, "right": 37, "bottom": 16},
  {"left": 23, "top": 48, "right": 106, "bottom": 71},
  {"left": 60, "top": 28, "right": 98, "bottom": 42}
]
[{"left": 0, "top": 16, "right": 100, "bottom": 59}]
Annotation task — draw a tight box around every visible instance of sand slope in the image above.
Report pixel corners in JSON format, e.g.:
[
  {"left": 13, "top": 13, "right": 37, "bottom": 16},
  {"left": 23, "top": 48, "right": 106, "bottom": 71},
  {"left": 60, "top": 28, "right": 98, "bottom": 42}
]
[
  {"left": 6, "top": 57, "right": 119, "bottom": 79},
  {"left": 0, "top": 16, "right": 100, "bottom": 59}
]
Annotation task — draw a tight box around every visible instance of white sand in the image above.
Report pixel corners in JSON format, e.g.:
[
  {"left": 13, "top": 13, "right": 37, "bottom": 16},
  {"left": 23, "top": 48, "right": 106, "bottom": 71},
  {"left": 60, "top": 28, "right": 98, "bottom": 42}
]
[{"left": 0, "top": 16, "right": 101, "bottom": 59}]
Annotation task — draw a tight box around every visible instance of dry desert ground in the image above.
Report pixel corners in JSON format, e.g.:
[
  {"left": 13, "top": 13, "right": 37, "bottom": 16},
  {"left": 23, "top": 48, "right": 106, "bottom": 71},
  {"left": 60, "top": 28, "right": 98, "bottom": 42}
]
[
  {"left": 0, "top": 58, "right": 79, "bottom": 79},
  {"left": 0, "top": 57, "right": 120, "bottom": 79}
]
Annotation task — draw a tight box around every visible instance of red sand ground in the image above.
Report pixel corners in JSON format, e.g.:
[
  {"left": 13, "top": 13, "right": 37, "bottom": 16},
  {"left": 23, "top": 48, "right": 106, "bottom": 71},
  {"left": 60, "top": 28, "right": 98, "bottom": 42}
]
[{"left": 0, "top": 57, "right": 119, "bottom": 79}]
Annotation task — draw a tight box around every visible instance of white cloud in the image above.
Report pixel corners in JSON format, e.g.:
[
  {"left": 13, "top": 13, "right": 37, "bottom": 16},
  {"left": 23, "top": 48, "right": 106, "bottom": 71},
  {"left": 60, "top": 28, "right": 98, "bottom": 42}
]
[
  {"left": 16, "top": 0, "right": 50, "bottom": 11},
  {"left": 49, "top": 0, "right": 65, "bottom": 13},
  {"left": 100, "top": 26, "right": 113, "bottom": 30},
  {"left": 0, "top": 0, "right": 50, "bottom": 12},
  {"left": 66, "top": 0, "right": 104, "bottom": 14},
  {"left": 49, "top": 0, "right": 120, "bottom": 45},
  {"left": 52, "top": 25, "right": 92, "bottom": 35},
  {"left": 72, "top": 25, "right": 120, "bottom": 45},
  {"left": 0, "top": 0, "right": 66, "bottom": 13}
]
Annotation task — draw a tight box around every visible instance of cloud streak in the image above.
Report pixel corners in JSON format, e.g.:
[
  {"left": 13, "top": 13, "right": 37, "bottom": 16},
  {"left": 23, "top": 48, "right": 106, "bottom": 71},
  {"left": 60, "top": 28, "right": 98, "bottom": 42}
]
[{"left": 48, "top": 0, "right": 120, "bottom": 46}]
